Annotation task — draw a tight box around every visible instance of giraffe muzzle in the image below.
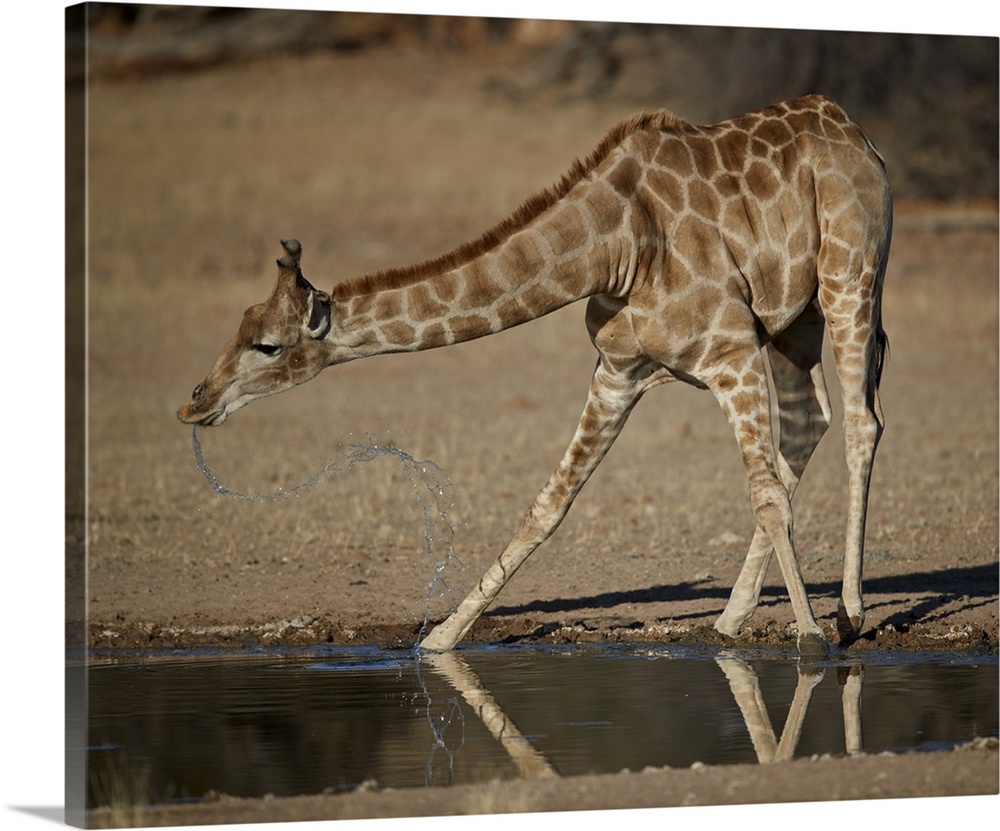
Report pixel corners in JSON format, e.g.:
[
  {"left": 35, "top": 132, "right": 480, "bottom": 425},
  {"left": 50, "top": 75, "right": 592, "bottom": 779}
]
[{"left": 177, "top": 382, "right": 227, "bottom": 426}]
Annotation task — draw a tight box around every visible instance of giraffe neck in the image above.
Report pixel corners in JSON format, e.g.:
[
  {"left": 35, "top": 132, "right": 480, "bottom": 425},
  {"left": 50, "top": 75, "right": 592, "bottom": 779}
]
[{"left": 328, "top": 170, "right": 645, "bottom": 360}]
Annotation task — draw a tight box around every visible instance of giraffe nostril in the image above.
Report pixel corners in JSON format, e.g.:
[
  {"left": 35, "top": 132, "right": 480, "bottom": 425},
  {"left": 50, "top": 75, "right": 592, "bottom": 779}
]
[{"left": 192, "top": 383, "right": 205, "bottom": 402}]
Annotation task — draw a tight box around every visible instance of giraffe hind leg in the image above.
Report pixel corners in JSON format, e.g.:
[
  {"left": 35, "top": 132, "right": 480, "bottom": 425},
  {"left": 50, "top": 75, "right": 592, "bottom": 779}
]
[
  {"left": 827, "top": 304, "right": 885, "bottom": 644},
  {"left": 715, "top": 302, "right": 831, "bottom": 636},
  {"left": 819, "top": 235, "right": 889, "bottom": 644}
]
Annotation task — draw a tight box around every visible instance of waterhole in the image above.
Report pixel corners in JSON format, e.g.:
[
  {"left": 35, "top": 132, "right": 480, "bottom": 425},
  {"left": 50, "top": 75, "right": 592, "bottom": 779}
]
[{"left": 85, "top": 644, "right": 997, "bottom": 808}]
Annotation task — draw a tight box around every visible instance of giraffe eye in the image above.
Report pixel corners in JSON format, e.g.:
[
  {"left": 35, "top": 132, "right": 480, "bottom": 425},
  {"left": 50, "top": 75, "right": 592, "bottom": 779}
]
[{"left": 253, "top": 343, "right": 282, "bottom": 356}]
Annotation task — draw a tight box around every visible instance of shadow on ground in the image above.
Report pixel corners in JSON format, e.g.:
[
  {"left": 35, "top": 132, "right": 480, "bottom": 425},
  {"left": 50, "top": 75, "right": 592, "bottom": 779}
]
[{"left": 486, "top": 562, "right": 998, "bottom": 635}]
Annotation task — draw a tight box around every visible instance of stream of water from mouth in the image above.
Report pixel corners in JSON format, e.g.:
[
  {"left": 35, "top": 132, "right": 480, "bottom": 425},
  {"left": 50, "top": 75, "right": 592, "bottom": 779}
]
[{"left": 191, "top": 425, "right": 461, "bottom": 637}]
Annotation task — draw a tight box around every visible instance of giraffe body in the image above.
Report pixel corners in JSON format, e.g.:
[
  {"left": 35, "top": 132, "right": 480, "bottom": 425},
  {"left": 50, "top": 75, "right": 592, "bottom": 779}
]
[{"left": 179, "top": 95, "right": 891, "bottom": 654}]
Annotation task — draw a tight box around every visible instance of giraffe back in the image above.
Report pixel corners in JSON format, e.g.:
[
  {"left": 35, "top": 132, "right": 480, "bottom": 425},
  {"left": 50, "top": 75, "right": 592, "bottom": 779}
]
[{"left": 619, "top": 95, "right": 890, "bottom": 344}]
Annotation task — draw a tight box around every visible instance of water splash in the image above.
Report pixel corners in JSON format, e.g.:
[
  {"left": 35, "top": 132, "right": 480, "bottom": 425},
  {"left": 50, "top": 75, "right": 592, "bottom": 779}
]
[{"left": 191, "top": 426, "right": 462, "bottom": 637}]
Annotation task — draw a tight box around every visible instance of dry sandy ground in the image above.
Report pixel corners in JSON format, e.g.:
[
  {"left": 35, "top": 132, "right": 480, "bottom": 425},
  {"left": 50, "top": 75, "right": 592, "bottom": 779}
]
[
  {"left": 85, "top": 738, "right": 998, "bottom": 828},
  {"left": 79, "top": 45, "right": 997, "bottom": 823}
]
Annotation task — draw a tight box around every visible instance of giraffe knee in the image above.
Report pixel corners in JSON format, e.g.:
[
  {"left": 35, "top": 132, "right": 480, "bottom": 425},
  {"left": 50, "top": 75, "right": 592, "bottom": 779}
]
[
  {"left": 751, "top": 487, "right": 793, "bottom": 540},
  {"left": 517, "top": 504, "right": 560, "bottom": 546},
  {"left": 843, "top": 409, "right": 882, "bottom": 467}
]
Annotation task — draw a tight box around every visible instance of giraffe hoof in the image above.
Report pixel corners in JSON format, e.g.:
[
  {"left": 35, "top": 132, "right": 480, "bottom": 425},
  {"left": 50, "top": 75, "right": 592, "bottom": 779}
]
[
  {"left": 796, "top": 630, "right": 829, "bottom": 657},
  {"left": 836, "top": 601, "right": 864, "bottom": 644},
  {"left": 713, "top": 616, "right": 742, "bottom": 638},
  {"left": 418, "top": 624, "right": 458, "bottom": 653}
]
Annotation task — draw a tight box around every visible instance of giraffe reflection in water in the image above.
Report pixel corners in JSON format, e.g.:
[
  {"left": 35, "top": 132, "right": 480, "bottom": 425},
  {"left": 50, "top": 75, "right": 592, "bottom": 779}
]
[
  {"left": 422, "top": 651, "right": 864, "bottom": 774},
  {"left": 715, "top": 657, "right": 863, "bottom": 762},
  {"left": 423, "top": 651, "right": 560, "bottom": 780}
]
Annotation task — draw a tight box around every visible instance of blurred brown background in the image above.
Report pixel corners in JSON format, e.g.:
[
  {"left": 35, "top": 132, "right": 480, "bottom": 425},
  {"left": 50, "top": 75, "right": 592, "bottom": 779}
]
[{"left": 74, "top": 5, "right": 998, "bottom": 200}]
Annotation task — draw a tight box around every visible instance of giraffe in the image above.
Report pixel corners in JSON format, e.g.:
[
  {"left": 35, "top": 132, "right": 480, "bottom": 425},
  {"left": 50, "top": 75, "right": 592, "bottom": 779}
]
[{"left": 178, "top": 95, "right": 892, "bottom": 656}]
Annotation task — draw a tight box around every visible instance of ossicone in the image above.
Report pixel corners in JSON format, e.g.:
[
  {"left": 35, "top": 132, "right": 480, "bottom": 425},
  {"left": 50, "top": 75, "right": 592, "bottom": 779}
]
[{"left": 277, "top": 238, "right": 302, "bottom": 270}]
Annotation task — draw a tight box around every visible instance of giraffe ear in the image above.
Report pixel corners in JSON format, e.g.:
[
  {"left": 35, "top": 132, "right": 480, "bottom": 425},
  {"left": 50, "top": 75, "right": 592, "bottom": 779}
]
[{"left": 305, "top": 289, "right": 332, "bottom": 339}]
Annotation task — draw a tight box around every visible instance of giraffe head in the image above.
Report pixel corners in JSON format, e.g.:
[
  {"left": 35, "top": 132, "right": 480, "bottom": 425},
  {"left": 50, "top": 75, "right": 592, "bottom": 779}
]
[{"left": 177, "top": 240, "right": 333, "bottom": 426}]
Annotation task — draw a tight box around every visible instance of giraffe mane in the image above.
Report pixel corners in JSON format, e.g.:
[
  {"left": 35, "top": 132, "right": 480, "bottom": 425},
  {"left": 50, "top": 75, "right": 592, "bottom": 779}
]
[{"left": 330, "top": 110, "right": 687, "bottom": 300}]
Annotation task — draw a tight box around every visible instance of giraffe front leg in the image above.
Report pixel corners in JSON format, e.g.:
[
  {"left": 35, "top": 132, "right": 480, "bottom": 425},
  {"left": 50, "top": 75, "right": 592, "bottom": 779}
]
[
  {"left": 419, "top": 359, "right": 645, "bottom": 652},
  {"left": 716, "top": 304, "right": 831, "bottom": 637},
  {"left": 715, "top": 528, "right": 773, "bottom": 636},
  {"left": 708, "top": 342, "right": 827, "bottom": 655},
  {"left": 752, "top": 480, "right": 827, "bottom": 655}
]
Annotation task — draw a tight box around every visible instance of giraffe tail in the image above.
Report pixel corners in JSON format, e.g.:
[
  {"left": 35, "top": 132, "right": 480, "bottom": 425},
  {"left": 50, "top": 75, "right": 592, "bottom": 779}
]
[
  {"left": 871, "top": 206, "right": 892, "bottom": 392},
  {"left": 873, "top": 312, "right": 888, "bottom": 390}
]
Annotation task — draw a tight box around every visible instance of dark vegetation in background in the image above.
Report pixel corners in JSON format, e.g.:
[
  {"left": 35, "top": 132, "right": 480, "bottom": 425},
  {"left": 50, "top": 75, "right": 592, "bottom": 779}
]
[{"left": 73, "top": 5, "right": 998, "bottom": 200}]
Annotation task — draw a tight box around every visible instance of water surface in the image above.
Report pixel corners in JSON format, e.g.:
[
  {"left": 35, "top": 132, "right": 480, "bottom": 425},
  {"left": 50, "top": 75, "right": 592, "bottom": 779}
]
[{"left": 85, "top": 644, "right": 998, "bottom": 808}]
